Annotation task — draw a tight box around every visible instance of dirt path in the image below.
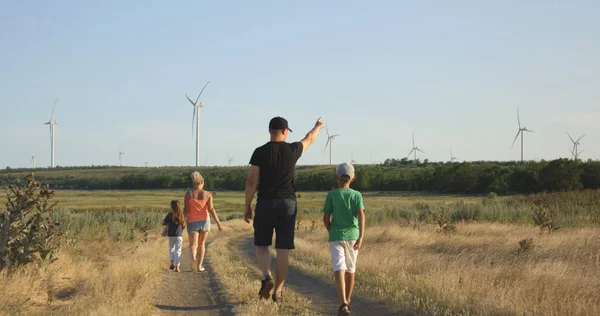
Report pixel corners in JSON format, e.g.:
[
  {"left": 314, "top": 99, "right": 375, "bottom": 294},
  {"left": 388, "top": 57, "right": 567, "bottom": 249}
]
[
  {"left": 236, "top": 237, "right": 411, "bottom": 316},
  {"left": 154, "top": 240, "right": 234, "bottom": 316}
]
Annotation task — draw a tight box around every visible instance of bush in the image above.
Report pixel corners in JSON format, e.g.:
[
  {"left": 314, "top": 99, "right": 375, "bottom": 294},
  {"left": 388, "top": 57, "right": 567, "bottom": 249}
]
[{"left": 0, "top": 174, "right": 61, "bottom": 271}]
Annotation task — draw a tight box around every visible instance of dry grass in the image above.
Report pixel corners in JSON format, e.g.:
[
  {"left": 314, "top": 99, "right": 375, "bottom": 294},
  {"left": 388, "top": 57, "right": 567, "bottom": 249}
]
[
  {"left": 208, "top": 220, "right": 318, "bottom": 315},
  {"left": 292, "top": 223, "right": 600, "bottom": 315},
  {"left": 0, "top": 234, "right": 163, "bottom": 315}
]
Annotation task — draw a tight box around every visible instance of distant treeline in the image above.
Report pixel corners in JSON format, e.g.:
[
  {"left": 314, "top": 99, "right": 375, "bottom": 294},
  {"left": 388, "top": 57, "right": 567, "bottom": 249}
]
[{"left": 1, "top": 159, "right": 599, "bottom": 194}]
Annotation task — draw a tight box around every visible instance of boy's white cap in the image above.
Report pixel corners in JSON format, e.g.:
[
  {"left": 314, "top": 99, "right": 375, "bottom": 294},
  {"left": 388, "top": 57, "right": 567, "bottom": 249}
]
[{"left": 336, "top": 162, "right": 355, "bottom": 180}]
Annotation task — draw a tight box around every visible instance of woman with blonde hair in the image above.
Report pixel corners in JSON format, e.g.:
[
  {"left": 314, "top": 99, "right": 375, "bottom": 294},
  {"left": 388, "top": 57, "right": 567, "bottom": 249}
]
[{"left": 184, "top": 171, "right": 223, "bottom": 272}]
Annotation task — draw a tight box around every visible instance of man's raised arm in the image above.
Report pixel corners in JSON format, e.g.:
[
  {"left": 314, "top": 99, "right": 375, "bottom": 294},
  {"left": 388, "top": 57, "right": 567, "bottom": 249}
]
[{"left": 300, "top": 117, "right": 325, "bottom": 154}]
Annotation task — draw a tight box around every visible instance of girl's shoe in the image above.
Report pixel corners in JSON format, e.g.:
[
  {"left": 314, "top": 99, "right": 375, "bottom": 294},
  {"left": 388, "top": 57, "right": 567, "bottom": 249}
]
[
  {"left": 174, "top": 266, "right": 180, "bottom": 272},
  {"left": 198, "top": 266, "right": 206, "bottom": 272}
]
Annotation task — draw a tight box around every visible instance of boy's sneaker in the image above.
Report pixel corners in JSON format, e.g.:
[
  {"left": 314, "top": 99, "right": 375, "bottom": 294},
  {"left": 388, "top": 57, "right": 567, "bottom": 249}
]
[
  {"left": 258, "top": 276, "right": 274, "bottom": 299},
  {"left": 169, "top": 264, "right": 174, "bottom": 270}
]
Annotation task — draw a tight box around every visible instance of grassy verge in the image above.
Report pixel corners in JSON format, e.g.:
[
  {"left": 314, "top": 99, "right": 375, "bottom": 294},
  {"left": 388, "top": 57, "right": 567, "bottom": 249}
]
[
  {"left": 0, "top": 206, "right": 166, "bottom": 315},
  {"left": 292, "top": 223, "right": 600, "bottom": 315}
]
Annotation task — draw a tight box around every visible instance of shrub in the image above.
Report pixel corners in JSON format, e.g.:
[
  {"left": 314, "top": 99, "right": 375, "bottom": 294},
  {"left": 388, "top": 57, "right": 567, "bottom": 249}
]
[{"left": 0, "top": 174, "right": 61, "bottom": 271}]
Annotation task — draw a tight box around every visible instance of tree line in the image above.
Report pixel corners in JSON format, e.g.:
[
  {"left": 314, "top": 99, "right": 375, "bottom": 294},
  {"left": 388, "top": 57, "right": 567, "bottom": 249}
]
[{"left": 1, "top": 159, "right": 599, "bottom": 194}]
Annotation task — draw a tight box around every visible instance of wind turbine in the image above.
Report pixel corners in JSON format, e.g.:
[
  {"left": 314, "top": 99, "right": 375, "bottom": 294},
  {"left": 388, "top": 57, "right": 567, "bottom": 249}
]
[
  {"left": 351, "top": 149, "right": 357, "bottom": 165},
  {"left": 44, "top": 97, "right": 59, "bottom": 168},
  {"left": 450, "top": 148, "right": 457, "bottom": 162},
  {"left": 185, "top": 81, "right": 210, "bottom": 167},
  {"left": 323, "top": 125, "right": 339, "bottom": 165},
  {"left": 228, "top": 156, "right": 234, "bottom": 166},
  {"left": 118, "top": 148, "right": 125, "bottom": 166},
  {"left": 510, "top": 107, "right": 534, "bottom": 162},
  {"left": 31, "top": 154, "right": 36, "bottom": 169},
  {"left": 407, "top": 132, "right": 424, "bottom": 161},
  {"left": 144, "top": 157, "right": 150, "bottom": 168},
  {"left": 567, "top": 133, "right": 585, "bottom": 160}
]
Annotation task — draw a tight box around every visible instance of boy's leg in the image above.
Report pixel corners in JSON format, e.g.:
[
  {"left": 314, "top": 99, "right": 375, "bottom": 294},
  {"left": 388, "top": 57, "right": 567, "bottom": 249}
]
[
  {"left": 330, "top": 242, "right": 349, "bottom": 306},
  {"left": 345, "top": 272, "right": 355, "bottom": 303},
  {"left": 335, "top": 270, "right": 348, "bottom": 305},
  {"left": 344, "top": 240, "right": 359, "bottom": 304}
]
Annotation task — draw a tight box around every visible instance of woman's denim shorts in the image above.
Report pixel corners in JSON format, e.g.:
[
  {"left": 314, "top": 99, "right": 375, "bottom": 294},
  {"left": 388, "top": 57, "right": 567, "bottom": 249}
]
[{"left": 187, "top": 220, "right": 210, "bottom": 233}]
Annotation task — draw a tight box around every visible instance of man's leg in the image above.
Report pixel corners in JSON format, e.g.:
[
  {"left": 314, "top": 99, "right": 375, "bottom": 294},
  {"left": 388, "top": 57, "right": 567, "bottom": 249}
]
[
  {"left": 254, "top": 200, "right": 275, "bottom": 299},
  {"left": 274, "top": 248, "right": 289, "bottom": 293},
  {"left": 256, "top": 245, "right": 272, "bottom": 276},
  {"left": 273, "top": 199, "right": 297, "bottom": 297}
]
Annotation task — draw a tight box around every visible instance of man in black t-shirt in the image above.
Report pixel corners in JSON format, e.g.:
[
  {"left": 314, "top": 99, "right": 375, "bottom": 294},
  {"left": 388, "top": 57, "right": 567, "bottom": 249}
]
[{"left": 244, "top": 116, "right": 324, "bottom": 302}]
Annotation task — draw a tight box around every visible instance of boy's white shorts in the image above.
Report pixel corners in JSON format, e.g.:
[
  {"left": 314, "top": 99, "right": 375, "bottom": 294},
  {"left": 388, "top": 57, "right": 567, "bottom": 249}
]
[{"left": 329, "top": 240, "right": 358, "bottom": 273}]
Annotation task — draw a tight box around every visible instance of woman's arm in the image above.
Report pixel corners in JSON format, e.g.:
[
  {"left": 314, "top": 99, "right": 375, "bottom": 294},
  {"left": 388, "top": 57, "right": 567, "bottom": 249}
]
[{"left": 208, "top": 194, "right": 223, "bottom": 231}]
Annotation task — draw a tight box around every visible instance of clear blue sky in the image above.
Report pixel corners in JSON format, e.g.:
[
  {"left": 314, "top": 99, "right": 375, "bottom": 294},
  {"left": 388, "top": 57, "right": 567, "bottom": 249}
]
[{"left": 1, "top": 1, "right": 599, "bottom": 168}]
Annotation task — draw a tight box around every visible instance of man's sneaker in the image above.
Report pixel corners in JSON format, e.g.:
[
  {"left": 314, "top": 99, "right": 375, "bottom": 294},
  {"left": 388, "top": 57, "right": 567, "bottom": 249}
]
[
  {"left": 258, "top": 277, "right": 274, "bottom": 299},
  {"left": 272, "top": 292, "right": 282, "bottom": 303}
]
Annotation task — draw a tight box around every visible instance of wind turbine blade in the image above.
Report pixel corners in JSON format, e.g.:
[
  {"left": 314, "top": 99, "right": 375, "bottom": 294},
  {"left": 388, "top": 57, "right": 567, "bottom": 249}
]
[
  {"left": 568, "top": 133, "right": 575, "bottom": 143},
  {"left": 326, "top": 124, "right": 330, "bottom": 138},
  {"left": 577, "top": 134, "right": 586, "bottom": 142},
  {"left": 185, "top": 94, "right": 196, "bottom": 106},
  {"left": 511, "top": 130, "right": 521, "bottom": 149},
  {"left": 524, "top": 128, "right": 534, "bottom": 133},
  {"left": 407, "top": 149, "right": 415, "bottom": 158},
  {"left": 412, "top": 132, "right": 415, "bottom": 147},
  {"left": 331, "top": 134, "right": 340, "bottom": 138},
  {"left": 517, "top": 106, "right": 521, "bottom": 129},
  {"left": 323, "top": 138, "right": 330, "bottom": 155},
  {"left": 417, "top": 148, "right": 425, "bottom": 153},
  {"left": 195, "top": 81, "right": 211, "bottom": 104},
  {"left": 49, "top": 97, "right": 58, "bottom": 121}
]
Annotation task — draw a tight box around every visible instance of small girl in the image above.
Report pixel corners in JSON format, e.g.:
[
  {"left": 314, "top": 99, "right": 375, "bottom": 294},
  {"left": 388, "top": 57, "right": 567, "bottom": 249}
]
[{"left": 162, "top": 200, "right": 186, "bottom": 272}]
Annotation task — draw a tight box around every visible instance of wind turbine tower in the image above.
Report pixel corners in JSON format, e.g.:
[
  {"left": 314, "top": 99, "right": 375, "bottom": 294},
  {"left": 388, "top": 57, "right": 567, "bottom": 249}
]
[
  {"left": 118, "top": 148, "right": 125, "bottom": 167},
  {"left": 568, "top": 133, "right": 585, "bottom": 160},
  {"left": 185, "top": 81, "right": 210, "bottom": 167},
  {"left": 228, "top": 156, "right": 234, "bottom": 167},
  {"left": 44, "top": 97, "right": 59, "bottom": 168},
  {"left": 510, "top": 107, "right": 534, "bottom": 162},
  {"left": 450, "top": 149, "right": 457, "bottom": 162},
  {"left": 407, "top": 132, "right": 424, "bottom": 161},
  {"left": 324, "top": 125, "right": 340, "bottom": 165},
  {"left": 31, "top": 154, "right": 36, "bottom": 169}
]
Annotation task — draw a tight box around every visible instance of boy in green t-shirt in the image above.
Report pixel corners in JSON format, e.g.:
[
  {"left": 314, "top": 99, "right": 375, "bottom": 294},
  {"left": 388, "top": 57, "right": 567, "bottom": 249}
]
[{"left": 322, "top": 162, "right": 366, "bottom": 316}]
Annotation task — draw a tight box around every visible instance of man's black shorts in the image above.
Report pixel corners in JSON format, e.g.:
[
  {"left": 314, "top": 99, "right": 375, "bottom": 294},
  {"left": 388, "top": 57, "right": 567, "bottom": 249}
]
[{"left": 253, "top": 199, "right": 297, "bottom": 249}]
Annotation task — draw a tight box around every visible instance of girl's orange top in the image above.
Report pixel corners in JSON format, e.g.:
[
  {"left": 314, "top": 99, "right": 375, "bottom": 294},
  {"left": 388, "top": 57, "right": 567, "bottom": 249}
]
[{"left": 186, "top": 190, "right": 211, "bottom": 223}]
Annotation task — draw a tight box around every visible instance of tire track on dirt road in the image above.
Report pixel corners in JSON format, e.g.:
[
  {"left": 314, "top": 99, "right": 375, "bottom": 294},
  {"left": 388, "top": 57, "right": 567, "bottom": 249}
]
[
  {"left": 236, "top": 237, "right": 411, "bottom": 315},
  {"left": 155, "top": 241, "right": 235, "bottom": 316}
]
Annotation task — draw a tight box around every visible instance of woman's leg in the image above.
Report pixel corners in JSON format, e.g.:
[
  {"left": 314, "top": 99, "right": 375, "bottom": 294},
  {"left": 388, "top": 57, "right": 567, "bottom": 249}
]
[
  {"left": 197, "top": 231, "right": 209, "bottom": 269},
  {"left": 189, "top": 232, "right": 199, "bottom": 271}
]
